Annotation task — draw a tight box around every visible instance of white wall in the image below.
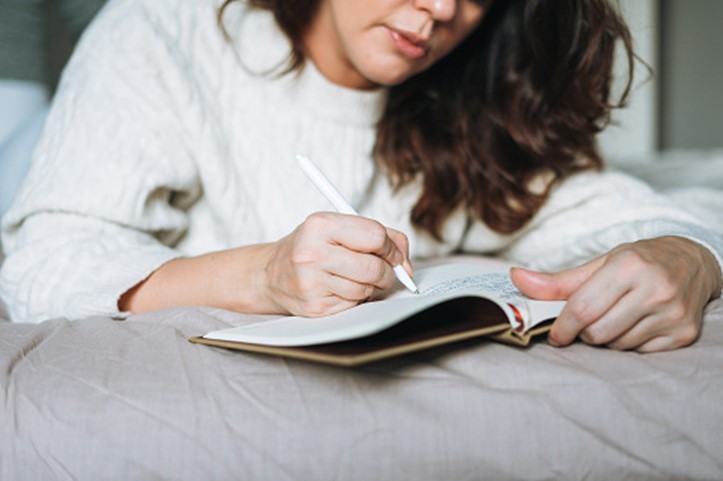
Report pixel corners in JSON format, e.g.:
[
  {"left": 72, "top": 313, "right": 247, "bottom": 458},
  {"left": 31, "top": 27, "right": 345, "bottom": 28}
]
[
  {"left": 660, "top": 0, "right": 723, "bottom": 149},
  {"left": 597, "top": 0, "right": 659, "bottom": 163}
]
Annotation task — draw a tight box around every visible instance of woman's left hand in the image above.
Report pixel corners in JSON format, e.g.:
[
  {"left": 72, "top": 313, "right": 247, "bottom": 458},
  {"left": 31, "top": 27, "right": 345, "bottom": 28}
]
[{"left": 510, "top": 236, "right": 722, "bottom": 352}]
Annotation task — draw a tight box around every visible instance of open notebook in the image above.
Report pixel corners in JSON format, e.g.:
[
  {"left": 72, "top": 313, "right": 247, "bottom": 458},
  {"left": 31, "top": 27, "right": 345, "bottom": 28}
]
[{"left": 190, "top": 258, "right": 565, "bottom": 366}]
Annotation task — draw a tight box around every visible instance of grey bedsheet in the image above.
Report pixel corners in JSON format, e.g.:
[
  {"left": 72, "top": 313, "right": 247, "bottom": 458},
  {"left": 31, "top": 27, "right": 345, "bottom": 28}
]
[{"left": 1, "top": 301, "right": 723, "bottom": 481}]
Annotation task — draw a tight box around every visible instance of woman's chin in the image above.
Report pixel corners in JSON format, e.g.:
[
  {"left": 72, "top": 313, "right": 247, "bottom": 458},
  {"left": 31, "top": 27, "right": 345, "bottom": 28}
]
[{"left": 358, "top": 65, "right": 420, "bottom": 88}]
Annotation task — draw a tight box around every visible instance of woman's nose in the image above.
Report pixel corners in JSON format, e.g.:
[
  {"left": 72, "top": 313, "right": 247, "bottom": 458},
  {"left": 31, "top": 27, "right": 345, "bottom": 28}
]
[{"left": 414, "top": 0, "right": 457, "bottom": 22}]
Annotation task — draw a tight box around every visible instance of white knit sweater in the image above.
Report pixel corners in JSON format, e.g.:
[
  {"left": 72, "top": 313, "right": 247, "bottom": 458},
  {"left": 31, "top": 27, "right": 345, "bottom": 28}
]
[{"left": 2, "top": 0, "right": 722, "bottom": 323}]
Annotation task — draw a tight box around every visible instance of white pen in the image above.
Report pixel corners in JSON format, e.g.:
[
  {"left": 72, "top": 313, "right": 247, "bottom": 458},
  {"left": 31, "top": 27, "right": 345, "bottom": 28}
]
[{"left": 297, "top": 154, "right": 419, "bottom": 294}]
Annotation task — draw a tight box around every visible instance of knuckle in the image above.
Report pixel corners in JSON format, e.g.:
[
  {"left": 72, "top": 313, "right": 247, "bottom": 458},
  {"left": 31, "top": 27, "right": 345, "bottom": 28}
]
[
  {"left": 608, "top": 247, "right": 634, "bottom": 264},
  {"left": 289, "top": 245, "right": 316, "bottom": 265},
  {"left": 665, "top": 302, "right": 687, "bottom": 322},
  {"left": 362, "top": 256, "right": 387, "bottom": 283},
  {"left": 647, "top": 274, "right": 684, "bottom": 308},
  {"left": 615, "top": 249, "right": 650, "bottom": 273},
  {"left": 301, "top": 298, "right": 332, "bottom": 318},
  {"left": 303, "top": 212, "right": 333, "bottom": 232},
  {"left": 675, "top": 323, "right": 700, "bottom": 348},
  {"left": 366, "top": 222, "right": 389, "bottom": 251},
  {"left": 306, "top": 211, "right": 331, "bottom": 224},
  {"left": 581, "top": 324, "right": 606, "bottom": 345},
  {"left": 566, "top": 300, "right": 597, "bottom": 327},
  {"left": 353, "top": 283, "right": 376, "bottom": 301},
  {"left": 645, "top": 287, "right": 682, "bottom": 308},
  {"left": 294, "top": 275, "right": 319, "bottom": 295},
  {"left": 389, "top": 229, "right": 409, "bottom": 249},
  {"left": 650, "top": 283, "right": 678, "bottom": 306}
]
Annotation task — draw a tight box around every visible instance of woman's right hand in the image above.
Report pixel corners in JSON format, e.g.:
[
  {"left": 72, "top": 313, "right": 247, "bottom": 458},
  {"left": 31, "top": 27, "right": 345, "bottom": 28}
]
[
  {"left": 260, "top": 212, "right": 412, "bottom": 317},
  {"left": 119, "top": 212, "right": 413, "bottom": 317}
]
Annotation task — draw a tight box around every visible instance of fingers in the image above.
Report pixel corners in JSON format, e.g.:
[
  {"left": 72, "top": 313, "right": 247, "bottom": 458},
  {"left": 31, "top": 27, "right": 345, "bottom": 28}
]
[
  {"left": 605, "top": 309, "right": 701, "bottom": 352},
  {"left": 576, "top": 290, "right": 648, "bottom": 346},
  {"left": 318, "top": 225, "right": 410, "bottom": 295},
  {"left": 547, "top": 262, "right": 632, "bottom": 346},
  {"left": 293, "top": 294, "right": 363, "bottom": 318},
  {"left": 510, "top": 257, "right": 605, "bottom": 301},
  {"left": 517, "top": 237, "right": 711, "bottom": 353},
  {"left": 323, "top": 245, "right": 398, "bottom": 289},
  {"left": 386, "top": 227, "right": 413, "bottom": 275},
  {"left": 307, "top": 212, "right": 407, "bottom": 267},
  {"left": 271, "top": 213, "right": 414, "bottom": 317},
  {"left": 510, "top": 257, "right": 626, "bottom": 346},
  {"left": 634, "top": 332, "right": 699, "bottom": 353}
]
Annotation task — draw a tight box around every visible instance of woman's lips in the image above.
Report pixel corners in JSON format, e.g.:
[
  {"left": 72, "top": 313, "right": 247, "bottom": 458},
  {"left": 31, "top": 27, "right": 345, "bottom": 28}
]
[{"left": 388, "top": 28, "right": 430, "bottom": 59}]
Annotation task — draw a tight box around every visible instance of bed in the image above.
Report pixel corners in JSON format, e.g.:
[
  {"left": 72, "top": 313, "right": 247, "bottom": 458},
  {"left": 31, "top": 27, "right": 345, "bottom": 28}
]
[
  {"left": 2, "top": 280, "right": 723, "bottom": 479},
  {"left": 2, "top": 154, "right": 723, "bottom": 480}
]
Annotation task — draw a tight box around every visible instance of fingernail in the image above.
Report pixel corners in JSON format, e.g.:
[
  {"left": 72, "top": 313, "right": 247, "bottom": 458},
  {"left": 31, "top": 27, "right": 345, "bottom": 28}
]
[{"left": 403, "top": 258, "right": 414, "bottom": 277}]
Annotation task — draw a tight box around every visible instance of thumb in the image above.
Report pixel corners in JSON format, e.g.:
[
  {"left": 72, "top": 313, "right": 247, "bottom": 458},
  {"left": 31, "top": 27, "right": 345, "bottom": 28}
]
[
  {"left": 386, "top": 228, "right": 413, "bottom": 275},
  {"left": 510, "top": 257, "right": 604, "bottom": 301}
]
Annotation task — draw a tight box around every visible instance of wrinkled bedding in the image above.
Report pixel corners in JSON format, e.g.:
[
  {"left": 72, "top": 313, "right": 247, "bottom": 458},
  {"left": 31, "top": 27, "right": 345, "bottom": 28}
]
[
  {"left": 1, "top": 300, "right": 723, "bottom": 480},
  {"left": 2, "top": 154, "right": 723, "bottom": 481}
]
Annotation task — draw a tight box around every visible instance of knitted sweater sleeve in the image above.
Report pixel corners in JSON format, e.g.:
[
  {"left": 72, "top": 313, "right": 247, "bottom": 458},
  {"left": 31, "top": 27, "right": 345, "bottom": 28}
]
[
  {"left": 0, "top": 0, "right": 201, "bottom": 323},
  {"left": 464, "top": 170, "right": 723, "bottom": 278}
]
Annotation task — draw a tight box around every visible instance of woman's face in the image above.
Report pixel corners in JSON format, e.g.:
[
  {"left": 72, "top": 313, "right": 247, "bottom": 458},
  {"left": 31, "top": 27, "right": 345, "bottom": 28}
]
[{"left": 304, "top": 0, "right": 487, "bottom": 90}]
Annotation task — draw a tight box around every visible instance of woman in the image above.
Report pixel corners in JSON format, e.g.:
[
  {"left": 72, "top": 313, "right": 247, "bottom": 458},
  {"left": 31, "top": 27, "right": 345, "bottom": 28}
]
[{"left": 1, "top": 0, "right": 721, "bottom": 353}]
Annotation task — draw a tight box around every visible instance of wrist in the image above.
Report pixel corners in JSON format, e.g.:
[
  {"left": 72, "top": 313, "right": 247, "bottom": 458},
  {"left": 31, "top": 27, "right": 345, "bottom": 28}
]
[
  {"left": 671, "top": 236, "right": 722, "bottom": 301},
  {"left": 198, "top": 244, "right": 281, "bottom": 314},
  {"left": 699, "top": 244, "right": 723, "bottom": 300},
  {"left": 118, "top": 244, "right": 285, "bottom": 315},
  {"left": 223, "top": 242, "right": 285, "bottom": 314}
]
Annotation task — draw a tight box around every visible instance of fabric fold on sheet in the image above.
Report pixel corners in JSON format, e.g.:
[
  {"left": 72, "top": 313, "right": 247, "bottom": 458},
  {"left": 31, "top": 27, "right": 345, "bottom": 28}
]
[{"left": 1, "top": 301, "right": 723, "bottom": 480}]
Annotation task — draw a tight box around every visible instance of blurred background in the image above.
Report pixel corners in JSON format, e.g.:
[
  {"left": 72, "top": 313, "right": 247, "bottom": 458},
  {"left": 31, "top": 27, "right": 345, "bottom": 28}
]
[
  {"left": 1, "top": 0, "right": 722, "bottom": 220},
  {"left": 599, "top": 0, "right": 723, "bottom": 161},
  {"left": 0, "top": 0, "right": 106, "bottom": 217}
]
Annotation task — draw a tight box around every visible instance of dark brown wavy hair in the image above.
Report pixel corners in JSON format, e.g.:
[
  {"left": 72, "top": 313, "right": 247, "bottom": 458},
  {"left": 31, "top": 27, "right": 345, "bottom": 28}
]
[{"left": 219, "top": 0, "right": 636, "bottom": 238}]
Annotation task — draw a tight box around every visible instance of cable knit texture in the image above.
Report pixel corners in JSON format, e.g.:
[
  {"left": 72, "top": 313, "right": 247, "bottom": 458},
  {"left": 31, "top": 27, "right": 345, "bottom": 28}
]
[{"left": 2, "top": 0, "right": 722, "bottom": 323}]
